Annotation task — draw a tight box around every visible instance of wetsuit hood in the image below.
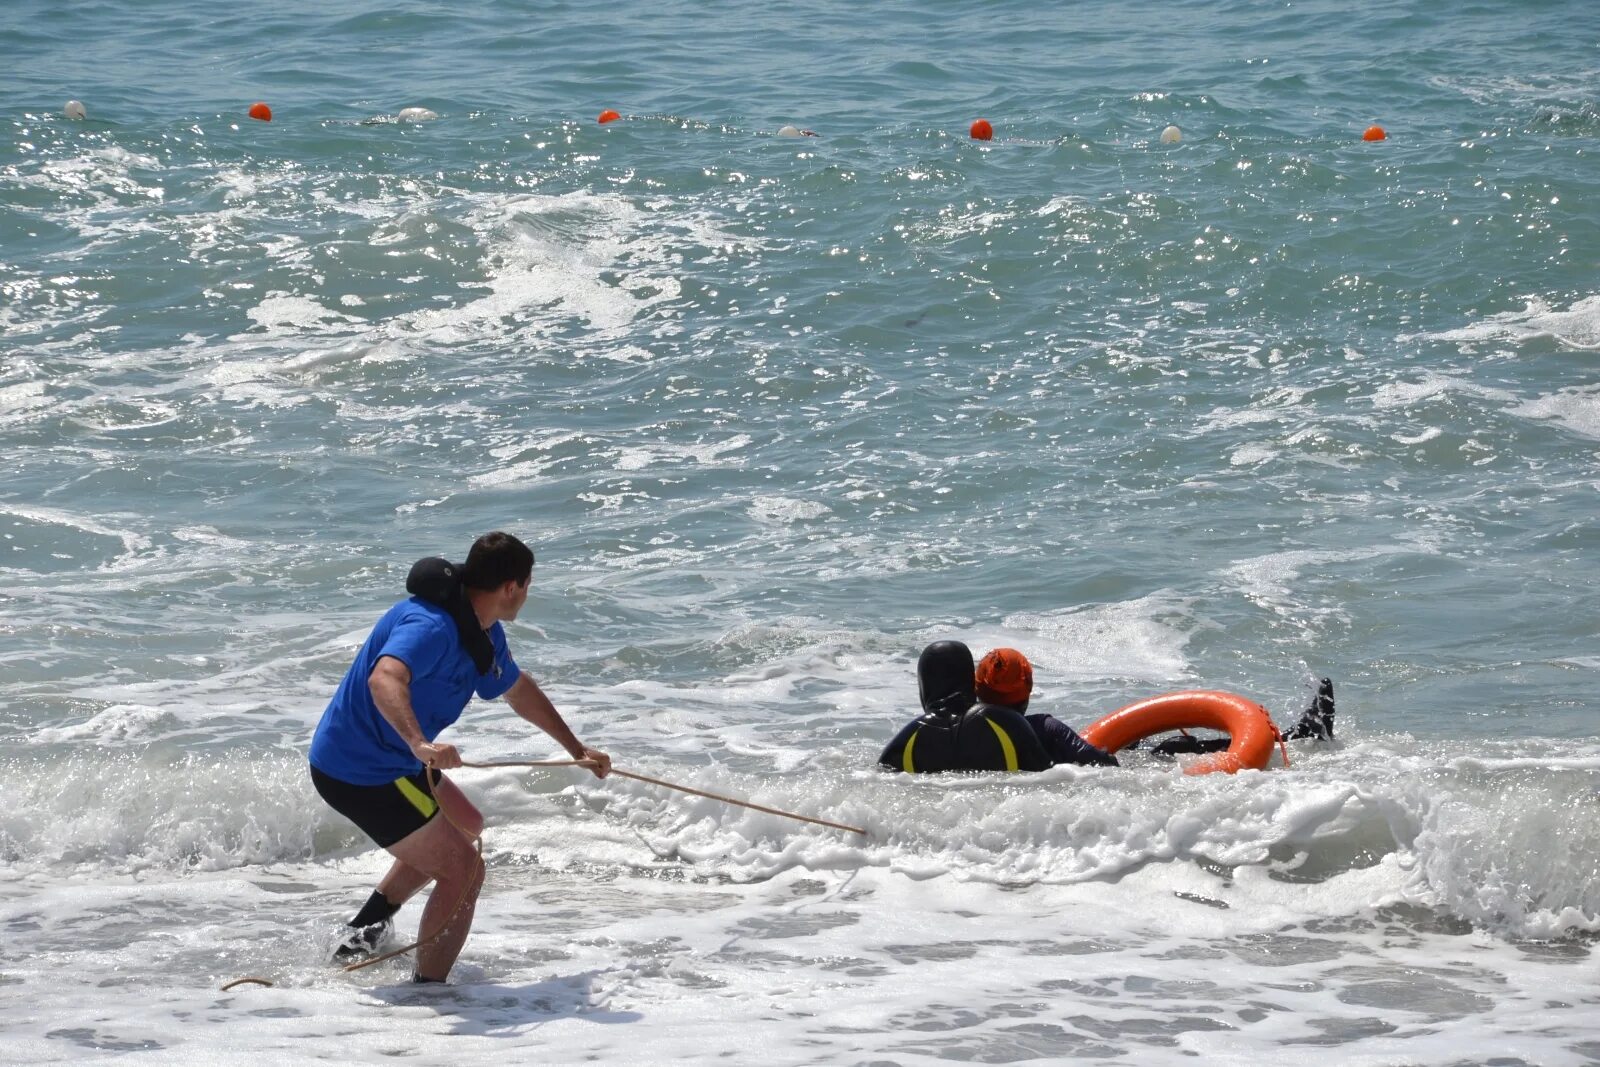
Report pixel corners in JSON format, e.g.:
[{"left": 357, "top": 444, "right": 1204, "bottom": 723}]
[
  {"left": 918, "top": 640, "right": 977, "bottom": 718},
  {"left": 406, "top": 556, "right": 496, "bottom": 676}
]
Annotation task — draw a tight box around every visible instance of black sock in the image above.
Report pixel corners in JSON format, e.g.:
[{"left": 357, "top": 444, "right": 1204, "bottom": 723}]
[{"left": 349, "top": 890, "right": 400, "bottom": 929}]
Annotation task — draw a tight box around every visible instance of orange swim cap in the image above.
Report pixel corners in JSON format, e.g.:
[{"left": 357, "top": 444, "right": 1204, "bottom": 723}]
[{"left": 975, "top": 647, "right": 1033, "bottom": 706}]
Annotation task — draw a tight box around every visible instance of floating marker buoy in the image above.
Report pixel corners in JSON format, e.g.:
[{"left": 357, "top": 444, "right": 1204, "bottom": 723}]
[
  {"left": 248, "top": 102, "right": 272, "bottom": 122},
  {"left": 1160, "top": 125, "right": 1181, "bottom": 143},
  {"left": 63, "top": 100, "right": 87, "bottom": 121},
  {"left": 1363, "top": 124, "right": 1386, "bottom": 141},
  {"left": 970, "top": 118, "right": 993, "bottom": 141},
  {"left": 397, "top": 107, "right": 438, "bottom": 123},
  {"left": 598, "top": 109, "right": 620, "bottom": 124}
]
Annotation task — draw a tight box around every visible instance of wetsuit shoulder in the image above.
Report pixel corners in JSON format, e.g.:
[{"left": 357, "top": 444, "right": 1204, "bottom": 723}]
[
  {"left": 955, "top": 705, "right": 1053, "bottom": 772},
  {"left": 879, "top": 713, "right": 960, "bottom": 773}
]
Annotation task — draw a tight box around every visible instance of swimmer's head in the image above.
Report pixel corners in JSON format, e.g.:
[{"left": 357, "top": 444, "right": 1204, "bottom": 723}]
[
  {"left": 976, "top": 647, "right": 1033, "bottom": 710},
  {"left": 918, "top": 640, "right": 976, "bottom": 718}
]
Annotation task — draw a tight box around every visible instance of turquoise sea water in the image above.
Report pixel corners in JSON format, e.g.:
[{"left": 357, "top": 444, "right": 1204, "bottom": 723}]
[{"left": 4, "top": 1, "right": 1600, "bottom": 1063}]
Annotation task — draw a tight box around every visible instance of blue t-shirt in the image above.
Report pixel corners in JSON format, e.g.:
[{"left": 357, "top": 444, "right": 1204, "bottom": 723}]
[{"left": 309, "top": 598, "right": 520, "bottom": 785}]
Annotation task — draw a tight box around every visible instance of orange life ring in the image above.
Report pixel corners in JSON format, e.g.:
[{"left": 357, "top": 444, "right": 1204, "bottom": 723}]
[{"left": 1078, "top": 690, "right": 1281, "bottom": 775}]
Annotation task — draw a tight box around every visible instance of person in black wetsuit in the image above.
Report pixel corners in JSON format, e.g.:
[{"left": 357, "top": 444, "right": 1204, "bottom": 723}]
[
  {"left": 1147, "top": 677, "right": 1337, "bottom": 756},
  {"left": 973, "top": 647, "right": 1118, "bottom": 768},
  {"left": 877, "top": 642, "right": 1110, "bottom": 772}
]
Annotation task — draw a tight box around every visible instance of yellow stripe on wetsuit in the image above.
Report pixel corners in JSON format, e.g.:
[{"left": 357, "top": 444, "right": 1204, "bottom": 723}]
[
  {"left": 985, "top": 718, "right": 1020, "bottom": 771},
  {"left": 904, "top": 720, "right": 1020, "bottom": 772},
  {"left": 394, "top": 774, "right": 438, "bottom": 818}
]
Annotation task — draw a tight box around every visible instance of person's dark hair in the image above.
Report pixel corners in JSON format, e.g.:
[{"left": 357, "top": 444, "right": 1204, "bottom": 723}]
[{"left": 461, "top": 531, "right": 534, "bottom": 590}]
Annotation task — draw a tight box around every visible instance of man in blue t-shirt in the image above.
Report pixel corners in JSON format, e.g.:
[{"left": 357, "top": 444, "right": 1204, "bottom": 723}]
[{"left": 309, "top": 531, "right": 610, "bottom": 984}]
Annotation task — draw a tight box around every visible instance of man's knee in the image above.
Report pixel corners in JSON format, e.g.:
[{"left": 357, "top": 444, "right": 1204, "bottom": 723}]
[
  {"left": 389, "top": 817, "right": 480, "bottom": 880},
  {"left": 436, "top": 828, "right": 481, "bottom": 875}
]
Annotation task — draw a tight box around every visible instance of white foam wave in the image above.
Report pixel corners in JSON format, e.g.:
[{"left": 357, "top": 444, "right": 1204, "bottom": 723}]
[
  {"left": 1001, "top": 593, "right": 1197, "bottom": 684},
  {"left": 6, "top": 171, "right": 748, "bottom": 415},
  {"left": 1370, "top": 371, "right": 1517, "bottom": 409},
  {"left": 23, "top": 147, "right": 165, "bottom": 212},
  {"left": 1429, "top": 71, "right": 1600, "bottom": 109},
  {"left": 1228, "top": 442, "right": 1277, "bottom": 466},
  {"left": 0, "top": 503, "right": 153, "bottom": 561},
  {"left": 1508, "top": 385, "right": 1600, "bottom": 440},
  {"left": 244, "top": 292, "right": 364, "bottom": 336},
  {"left": 404, "top": 191, "right": 678, "bottom": 338},
  {"left": 1219, "top": 546, "right": 1393, "bottom": 620},
  {"left": 605, "top": 434, "right": 754, "bottom": 473},
  {"left": 7, "top": 732, "right": 1600, "bottom": 945},
  {"left": 747, "top": 495, "right": 830, "bottom": 524},
  {"left": 551, "top": 738, "right": 1600, "bottom": 940},
  {"left": 33, "top": 703, "right": 180, "bottom": 743},
  {"left": 1411, "top": 294, "right": 1600, "bottom": 351},
  {"left": 153, "top": 185, "right": 746, "bottom": 410},
  {"left": 0, "top": 380, "right": 54, "bottom": 428},
  {"left": 0, "top": 751, "right": 329, "bottom": 873}
]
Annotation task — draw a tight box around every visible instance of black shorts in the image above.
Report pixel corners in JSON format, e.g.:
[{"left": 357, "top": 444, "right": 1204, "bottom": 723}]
[{"left": 310, "top": 764, "right": 443, "bottom": 849}]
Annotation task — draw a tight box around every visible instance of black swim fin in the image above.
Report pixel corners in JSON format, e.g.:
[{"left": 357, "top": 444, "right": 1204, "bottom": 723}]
[{"left": 1284, "top": 677, "right": 1335, "bottom": 741}]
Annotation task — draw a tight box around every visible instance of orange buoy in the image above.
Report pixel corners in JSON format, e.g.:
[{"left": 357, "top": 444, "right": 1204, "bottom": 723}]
[
  {"left": 248, "top": 102, "right": 272, "bottom": 122},
  {"left": 1363, "top": 124, "right": 1386, "bottom": 141},
  {"left": 969, "top": 118, "right": 993, "bottom": 141},
  {"left": 598, "top": 109, "right": 621, "bottom": 124},
  {"left": 1079, "top": 690, "right": 1281, "bottom": 775}
]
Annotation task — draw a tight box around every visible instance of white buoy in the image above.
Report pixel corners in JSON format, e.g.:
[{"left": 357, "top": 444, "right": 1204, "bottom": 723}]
[
  {"left": 397, "top": 107, "right": 439, "bottom": 123},
  {"left": 1160, "top": 125, "right": 1182, "bottom": 144},
  {"left": 63, "top": 100, "right": 87, "bottom": 121},
  {"left": 776, "top": 125, "right": 805, "bottom": 138}
]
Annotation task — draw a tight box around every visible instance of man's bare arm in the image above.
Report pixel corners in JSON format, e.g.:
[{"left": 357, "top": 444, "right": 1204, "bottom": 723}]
[
  {"left": 503, "top": 672, "right": 611, "bottom": 778},
  {"left": 369, "top": 655, "right": 462, "bottom": 769}
]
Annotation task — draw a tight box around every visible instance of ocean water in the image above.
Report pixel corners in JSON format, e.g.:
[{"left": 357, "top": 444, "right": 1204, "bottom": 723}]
[{"left": 4, "top": 0, "right": 1600, "bottom": 1061}]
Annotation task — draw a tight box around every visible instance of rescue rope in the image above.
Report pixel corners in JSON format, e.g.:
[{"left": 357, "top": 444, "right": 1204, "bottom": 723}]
[{"left": 461, "top": 759, "right": 868, "bottom": 836}]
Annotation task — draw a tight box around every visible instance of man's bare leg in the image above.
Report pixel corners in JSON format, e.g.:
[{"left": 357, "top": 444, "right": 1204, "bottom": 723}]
[
  {"left": 383, "top": 803, "right": 485, "bottom": 981},
  {"left": 373, "top": 777, "right": 483, "bottom": 906}
]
